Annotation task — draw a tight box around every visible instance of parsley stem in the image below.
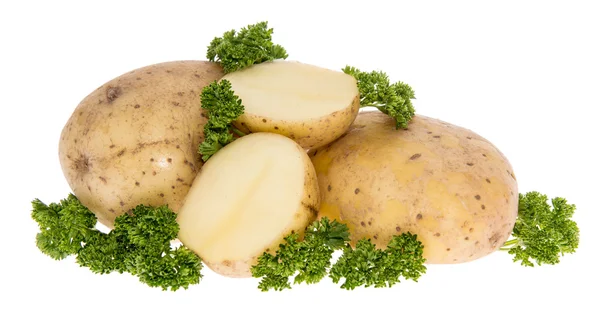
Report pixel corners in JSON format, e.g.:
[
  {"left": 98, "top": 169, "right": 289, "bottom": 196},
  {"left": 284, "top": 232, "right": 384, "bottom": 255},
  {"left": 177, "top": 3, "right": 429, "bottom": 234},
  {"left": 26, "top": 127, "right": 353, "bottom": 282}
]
[
  {"left": 499, "top": 239, "right": 519, "bottom": 251},
  {"left": 361, "top": 102, "right": 386, "bottom": 108},
  {"left": 230, "top": 126, "right": 246, "bottom": 138}
]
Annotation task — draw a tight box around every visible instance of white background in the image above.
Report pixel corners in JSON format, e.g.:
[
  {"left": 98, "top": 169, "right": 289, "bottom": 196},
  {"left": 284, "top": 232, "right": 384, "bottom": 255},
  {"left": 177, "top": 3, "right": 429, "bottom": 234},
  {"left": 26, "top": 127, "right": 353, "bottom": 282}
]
[{"left": 1, "top": 0, "right": 598, "bottom": 321}]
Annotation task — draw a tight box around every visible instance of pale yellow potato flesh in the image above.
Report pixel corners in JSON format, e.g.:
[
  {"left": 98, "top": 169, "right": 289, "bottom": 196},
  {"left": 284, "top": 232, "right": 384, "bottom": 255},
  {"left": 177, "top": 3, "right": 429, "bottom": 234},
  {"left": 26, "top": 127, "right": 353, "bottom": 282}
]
[
  {"left": 222, "top": 60, "right": 360, "bottom": 150},
  {"left": 177, "top": 133, "right": 320, "bottom": 277},
  {"left": 310, "top": 112, "right": 518, "bottom": 264},
  {"left": 59, "top": 61, "right": 224, "bottom": 228}
]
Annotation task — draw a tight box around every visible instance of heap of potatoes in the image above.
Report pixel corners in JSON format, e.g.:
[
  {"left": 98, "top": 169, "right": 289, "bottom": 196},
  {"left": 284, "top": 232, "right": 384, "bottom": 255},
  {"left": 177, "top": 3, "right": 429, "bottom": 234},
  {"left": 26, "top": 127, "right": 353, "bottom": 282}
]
[{"left": 59, "top": 59, "right": 517, "bottom": 277}]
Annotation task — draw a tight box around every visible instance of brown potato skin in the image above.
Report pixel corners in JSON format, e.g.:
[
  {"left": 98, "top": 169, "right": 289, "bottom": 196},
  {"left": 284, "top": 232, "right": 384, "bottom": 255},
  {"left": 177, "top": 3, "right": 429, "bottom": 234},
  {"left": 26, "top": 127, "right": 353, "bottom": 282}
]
[
  {"left": 205, "top": 140, "right": 320, "bottom": 277},
  {"left": 59, "top": 61, "right": 223, "bottom": 228},
  {"left": 233, "top": 94, "right": 360, "bottom": 150},
  {"left": 310, "top": 112, "right": 518, "bottom": 264}
]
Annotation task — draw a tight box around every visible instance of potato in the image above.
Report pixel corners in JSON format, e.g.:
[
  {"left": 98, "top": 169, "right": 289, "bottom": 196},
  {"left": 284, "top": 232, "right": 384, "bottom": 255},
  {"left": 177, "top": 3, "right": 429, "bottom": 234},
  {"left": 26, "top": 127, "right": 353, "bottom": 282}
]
[
  {"left": 222, "top": 60, "right": 360, "bottom": 150},
  {"left": 177, "top": 132, "right": 319, "bottom": 277},
  {"left": 59, "top": 61, "right": 224, "bottom": 228},
  {"left": 310, "top": 111, "right": 518, "bottom": 264}
]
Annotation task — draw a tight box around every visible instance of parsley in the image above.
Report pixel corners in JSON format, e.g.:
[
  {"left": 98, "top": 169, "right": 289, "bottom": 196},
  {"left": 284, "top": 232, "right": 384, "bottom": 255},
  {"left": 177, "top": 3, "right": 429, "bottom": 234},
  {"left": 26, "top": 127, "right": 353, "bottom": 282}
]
[
  {"left": 500, "top": 191, "right": 580, "bottom": 267},
  {"left": 32, "top": 194, "right": 98, "bottom": 260},
  {"left": 329, "top": 233, "right": 426, "bottom": 290},
  {"left": 31, "top": 194, "right": 203, "bottom": 291},
  {"left": 198, "top": 79, "right": 245, "bottom": 161},
  {"left": 251, "top": 219, "right": 427, "bottom": 291},
  {"left": 201, "top": 21, "right": 290, "bottom": 159},
  {"left": 343, "top": 66, "right": 416, "bottom": 129},
  {"left": 250, "top": 218, "right": 350, "bottom": 291},
  {"left": 207, "top": 21, "right": 288, "bottom": 74}
]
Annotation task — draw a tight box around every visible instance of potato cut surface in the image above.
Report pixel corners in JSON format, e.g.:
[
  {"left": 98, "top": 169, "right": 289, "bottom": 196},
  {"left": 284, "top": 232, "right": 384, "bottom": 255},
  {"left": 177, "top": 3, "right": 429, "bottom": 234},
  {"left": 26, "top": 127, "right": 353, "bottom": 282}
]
[
  {"left": 222, "top": 60, "right": 358, "bottom": 121},
  {"left": 177, "top": 133, "right": 319, "bottom": 276}
]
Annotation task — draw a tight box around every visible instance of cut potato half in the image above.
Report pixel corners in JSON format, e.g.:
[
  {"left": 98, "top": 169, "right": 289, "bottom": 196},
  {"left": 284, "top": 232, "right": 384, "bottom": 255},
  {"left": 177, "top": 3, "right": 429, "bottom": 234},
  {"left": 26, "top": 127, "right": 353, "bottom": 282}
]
[
  {"left": 222, "top": 60, "right": 360, "bottom": 150},
  {"left": 177, "top": 132, "right": 320, "bottom": 277}
]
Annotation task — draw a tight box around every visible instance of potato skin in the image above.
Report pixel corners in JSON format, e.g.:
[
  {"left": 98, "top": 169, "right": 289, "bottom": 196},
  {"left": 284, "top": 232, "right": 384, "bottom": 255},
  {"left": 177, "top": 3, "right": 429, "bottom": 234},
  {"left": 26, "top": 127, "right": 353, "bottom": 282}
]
[
  {"left": 59, "top": 61, "right": 223, "bottom": 228},
  {"left": 233, "top": 94, "right": 360, "bottom": 150},
  {"left": 310, "top": 112, "right": 518, "bottom": 264},
  {"left": 205, "top": 138, "right": 320, "bottom": 277}
]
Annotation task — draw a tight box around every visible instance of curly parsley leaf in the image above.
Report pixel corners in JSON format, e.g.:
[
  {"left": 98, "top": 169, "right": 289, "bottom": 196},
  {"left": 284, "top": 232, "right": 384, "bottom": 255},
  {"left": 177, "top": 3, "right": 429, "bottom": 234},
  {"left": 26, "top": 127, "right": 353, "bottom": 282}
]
[
  {"left": 500, "top": 191, "right": 579, "bottom": 267},
  {"left": 199, "top": 79, "right": 245, "bottom": 161},
  {"left": 250, "top": 218, "right": 350, "bottom": 291},
  {"left": 382, "top": 233, "right": 428, "bottom": 283},
  {"left": 294, "top": 218, "right": 350, "bottom": 285},
  {"left": 207, "top": 21, "right": 288, "bottom": 74},
  {"left": 31, "top": 194, "right": 99, "bottom": 260},
  {"left": 343, "top": 66, "right": 416, "bottom": 129},
  {"left": 77, "top": 231, "right": 127, "bottom": 274},
  {"left": 329, "top": 232, "right": 426, "bottom": 290}
]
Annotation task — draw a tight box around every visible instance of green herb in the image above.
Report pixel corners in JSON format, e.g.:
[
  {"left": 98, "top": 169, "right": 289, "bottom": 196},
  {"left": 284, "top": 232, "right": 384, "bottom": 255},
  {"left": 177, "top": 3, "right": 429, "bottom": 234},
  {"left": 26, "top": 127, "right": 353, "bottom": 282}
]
[
  {"left": 343, "top": 66, "right": 416, "bottom": 129},
  {"left": 198, "top": 79, "right": 245, "bottom": 161},
  {"left": 329, "top": 232, "right": 426, "bottom": 290},
  {"left": 32, "top": 194, "right": 98, "bottom": 260},
  {"left": 500, "top": 191, "right": 579, "bottom": 267},
  {"left": 31, "top": 194, "right": 202, "bottom": 291},
  {"left": 251, "top": 217, "right": 350, "bottom": 291},
  {"left": 207, "top": 21, "right": 288, "bottom": 74}
]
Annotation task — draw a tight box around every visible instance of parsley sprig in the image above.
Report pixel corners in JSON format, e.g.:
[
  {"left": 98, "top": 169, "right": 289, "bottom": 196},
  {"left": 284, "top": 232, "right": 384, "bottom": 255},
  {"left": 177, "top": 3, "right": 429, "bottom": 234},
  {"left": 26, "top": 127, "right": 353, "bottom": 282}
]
[
  {"left": 343, "top": 66, "right": 416, "bottom": 129},
  {"left": 207, "top": 21, "right": 288, "bottom": 74},
  {"left": 330, "top": 233, "right": 427, "bottom": 290},
  {"left": 500, "top": 192, "right": 580, "bottom": 267},
  {"left": 251, "top": 218, "right": 350, "bottom": 291},
  {"left": 251, "top": 218, "right": 427, "bottom": 291},
  {"left": 198, "top": 79, "right": 245, "bottom": 161},
  {"left": 31, "top": 194, "right": 203, "bottom": 291}
]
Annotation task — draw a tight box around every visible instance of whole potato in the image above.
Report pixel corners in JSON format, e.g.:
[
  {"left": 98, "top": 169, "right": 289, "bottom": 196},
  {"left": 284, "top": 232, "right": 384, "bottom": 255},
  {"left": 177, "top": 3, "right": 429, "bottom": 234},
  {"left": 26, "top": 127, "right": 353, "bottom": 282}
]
[
  {"left": 59, "top": 61, "right": 223, "bottom": 228},
  {"left": 310, "top": 111, "right": 518, "bottom": 264}
]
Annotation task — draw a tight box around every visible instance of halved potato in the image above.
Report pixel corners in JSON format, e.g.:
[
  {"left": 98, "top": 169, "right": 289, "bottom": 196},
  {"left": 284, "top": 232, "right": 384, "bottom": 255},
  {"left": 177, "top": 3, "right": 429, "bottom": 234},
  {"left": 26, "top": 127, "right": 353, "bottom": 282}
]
[
  {"left": 177, "top": 132, "right": 320, "bottom": 277},
  {"left": 222, "top": 60, "right": 360, "bottom": 150}
]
